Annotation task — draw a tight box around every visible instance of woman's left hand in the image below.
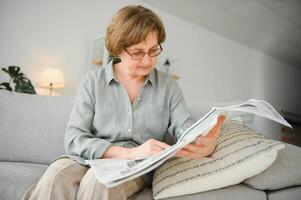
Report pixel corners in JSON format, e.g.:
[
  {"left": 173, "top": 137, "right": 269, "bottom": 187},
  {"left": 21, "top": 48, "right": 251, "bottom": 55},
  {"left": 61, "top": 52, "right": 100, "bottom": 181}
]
[{"left": 176, "top": 115, "right": 226, "bottom": 160}]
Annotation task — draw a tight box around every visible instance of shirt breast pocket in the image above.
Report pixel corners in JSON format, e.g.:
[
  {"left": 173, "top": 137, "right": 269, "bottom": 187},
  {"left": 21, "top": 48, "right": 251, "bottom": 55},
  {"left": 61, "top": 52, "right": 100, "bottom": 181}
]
[
  {"left": 92, "top": 102, "right": 116, "bottom": 138},
  {"left": 143, "top": 104, "right": 169, "bottom": 141}
]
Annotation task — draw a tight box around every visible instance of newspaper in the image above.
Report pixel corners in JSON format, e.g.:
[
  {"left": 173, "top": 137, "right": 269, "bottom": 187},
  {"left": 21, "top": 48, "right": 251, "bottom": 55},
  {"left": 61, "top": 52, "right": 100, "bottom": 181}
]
[{"left": 85, "top": 99, "right": 292, "bottom": 187}]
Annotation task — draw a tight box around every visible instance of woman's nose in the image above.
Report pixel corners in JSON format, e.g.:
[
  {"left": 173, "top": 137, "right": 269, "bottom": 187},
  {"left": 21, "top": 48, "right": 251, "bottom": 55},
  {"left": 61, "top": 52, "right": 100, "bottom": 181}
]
[{"left": 140, "top": 53, "right": 152, "bottom": 65}]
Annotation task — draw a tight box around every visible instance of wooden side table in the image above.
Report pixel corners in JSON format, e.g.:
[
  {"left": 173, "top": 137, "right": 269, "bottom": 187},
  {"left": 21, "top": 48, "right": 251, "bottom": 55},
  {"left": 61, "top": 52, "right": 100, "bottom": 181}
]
[
  {"left": 281, "top": 126, "right": 301, "bottom": 147},
  {"left": 280, "top": 110, "right": 301, "bottom": 146}
]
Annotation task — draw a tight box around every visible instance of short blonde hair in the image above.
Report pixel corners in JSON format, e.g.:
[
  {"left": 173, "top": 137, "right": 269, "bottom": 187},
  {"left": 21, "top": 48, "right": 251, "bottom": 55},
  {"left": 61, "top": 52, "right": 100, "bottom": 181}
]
[{"left": 105, "top": 5, "right": 166, "bottom": 57}]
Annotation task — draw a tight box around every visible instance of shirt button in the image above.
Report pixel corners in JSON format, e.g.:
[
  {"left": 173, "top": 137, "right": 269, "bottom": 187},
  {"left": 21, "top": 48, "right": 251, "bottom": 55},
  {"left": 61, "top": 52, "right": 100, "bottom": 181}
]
[
  {"left": 137, "top": 97, "right": 141, "bottom": 101},
  {"left": 128, "top": 129, "right": 132, "bottom": 132}
]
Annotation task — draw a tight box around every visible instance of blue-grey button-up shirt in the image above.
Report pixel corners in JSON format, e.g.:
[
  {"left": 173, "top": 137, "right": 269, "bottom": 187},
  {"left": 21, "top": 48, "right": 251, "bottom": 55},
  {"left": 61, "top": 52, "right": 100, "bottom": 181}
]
[{"left": 64, "top": 60, "right": 194, "bottom": 160}]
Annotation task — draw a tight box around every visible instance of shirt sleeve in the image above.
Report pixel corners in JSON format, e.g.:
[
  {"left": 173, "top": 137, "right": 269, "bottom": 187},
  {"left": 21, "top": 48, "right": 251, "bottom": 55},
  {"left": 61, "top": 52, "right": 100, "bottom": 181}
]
[
  {"left": 167, "top": 78, "right": 195, "bottom": 142},
  {"left": 64, "top": 72, "right": 112, "bottom": 160}
]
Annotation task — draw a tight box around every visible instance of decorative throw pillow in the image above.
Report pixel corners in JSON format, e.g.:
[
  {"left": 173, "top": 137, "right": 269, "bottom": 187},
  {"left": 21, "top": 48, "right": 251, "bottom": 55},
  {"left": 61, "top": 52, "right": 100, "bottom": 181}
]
[
  {"left": 152, "top": 120, "right": 285, "bottom": 200},
  {"left": 243, "top": 143, "right": 301, "bottom": 190}
]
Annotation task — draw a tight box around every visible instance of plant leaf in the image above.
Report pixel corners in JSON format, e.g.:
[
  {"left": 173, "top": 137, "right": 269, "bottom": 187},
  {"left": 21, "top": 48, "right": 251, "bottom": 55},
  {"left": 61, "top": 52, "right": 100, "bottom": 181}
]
[{"left": 0, "top": 82, "right": 13, "bottom": 91}]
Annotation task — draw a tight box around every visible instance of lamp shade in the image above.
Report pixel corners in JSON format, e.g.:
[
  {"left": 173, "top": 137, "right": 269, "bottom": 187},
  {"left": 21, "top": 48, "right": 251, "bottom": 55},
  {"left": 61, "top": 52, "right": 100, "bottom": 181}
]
[{"left": 38, "top": 68, "right": 65, "bottom": 88}]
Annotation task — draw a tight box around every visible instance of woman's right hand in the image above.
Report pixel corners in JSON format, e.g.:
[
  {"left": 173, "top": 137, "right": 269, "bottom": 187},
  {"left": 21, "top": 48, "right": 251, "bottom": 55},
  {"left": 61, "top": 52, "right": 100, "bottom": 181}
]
[{"left": 127, "top": 139, "right": 170, "bottom": 159}]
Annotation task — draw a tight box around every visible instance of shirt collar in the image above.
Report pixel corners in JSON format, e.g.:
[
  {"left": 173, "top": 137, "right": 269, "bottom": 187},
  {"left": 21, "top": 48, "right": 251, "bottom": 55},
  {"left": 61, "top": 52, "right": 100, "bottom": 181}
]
[
  {"left": 145, "top": 69, "right": 155, "bottom": 86},
  {"left": 105, "top": 60, "right": 116, "bottom": 84},
  {"left": 104, "top": 60, "right": 155, "bottom": 86}
]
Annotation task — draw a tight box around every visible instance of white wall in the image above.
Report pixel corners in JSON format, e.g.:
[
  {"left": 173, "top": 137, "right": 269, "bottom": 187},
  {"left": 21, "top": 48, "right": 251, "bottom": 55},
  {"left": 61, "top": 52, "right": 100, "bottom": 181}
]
[
  {"left": 1, "top": 0, "right": 300, "bottom": 139},
  {"left": 148, "top": 4, "right": 301, "bottom": 140},
  {"left": 0, "top": 0, "right": 139, "bottom": 96}
]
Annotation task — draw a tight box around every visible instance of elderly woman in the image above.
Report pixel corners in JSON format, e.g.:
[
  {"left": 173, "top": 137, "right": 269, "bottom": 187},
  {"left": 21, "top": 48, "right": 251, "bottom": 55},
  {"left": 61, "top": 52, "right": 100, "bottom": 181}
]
[{"left": 22, "top": 5, "right": 225, "bottom": 200}]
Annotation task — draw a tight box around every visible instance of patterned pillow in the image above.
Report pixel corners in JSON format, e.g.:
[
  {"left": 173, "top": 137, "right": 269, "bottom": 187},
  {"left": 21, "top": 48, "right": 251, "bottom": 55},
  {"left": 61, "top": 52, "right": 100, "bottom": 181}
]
[{"left": 152, "top": 120, "right": 285, "bottom": 199}]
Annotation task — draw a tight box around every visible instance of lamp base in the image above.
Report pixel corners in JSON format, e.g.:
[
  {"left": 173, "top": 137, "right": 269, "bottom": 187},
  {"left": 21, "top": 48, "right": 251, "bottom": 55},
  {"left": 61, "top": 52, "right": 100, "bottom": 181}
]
[{"left": 49, "top": 83, "right": 53, "bottom": 96}]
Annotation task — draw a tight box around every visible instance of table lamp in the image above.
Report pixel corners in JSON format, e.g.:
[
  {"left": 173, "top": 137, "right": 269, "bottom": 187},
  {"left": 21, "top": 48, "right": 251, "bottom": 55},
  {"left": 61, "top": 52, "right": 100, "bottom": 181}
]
[{"left": 38, "top": 68, "right": 66, "bottom": 96}]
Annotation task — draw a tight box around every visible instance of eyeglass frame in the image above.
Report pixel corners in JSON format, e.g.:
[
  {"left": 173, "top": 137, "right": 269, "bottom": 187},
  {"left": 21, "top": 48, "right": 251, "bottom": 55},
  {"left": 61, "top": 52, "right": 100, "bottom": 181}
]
[{"left": 124, "top": 43, "right": 163, "bottom": 60}]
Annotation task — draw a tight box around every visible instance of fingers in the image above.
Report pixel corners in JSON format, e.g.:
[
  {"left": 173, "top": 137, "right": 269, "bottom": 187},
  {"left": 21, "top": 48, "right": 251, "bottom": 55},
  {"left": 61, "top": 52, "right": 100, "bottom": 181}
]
[
  {"left": 206, "top": 115, "right": 226, "bottom": 138},
  {"left": 194, "top": 136, "right": 207, "bottom": 146},
  {"left": 217, "top": 114, "right": 226, "bottom": 126},
  {"left": 147, "top": 139, "right": 170, "bottom": 149},
  {"left": 154, "top": 140, "right": 170, "bottom": 149},
  {"left": 148, "top": 139, "right": 171, "bottom": 156},
  {"left": 183, "top": 144, "right": 210, "bottom": 156},
  {"left": 176, "top": 149, "right": 190, "bottom": 156},
  {"left": 176, "top": 149, "right": 205, "bottom": 160},
  {"left": 176, "top": 115, "right": 225, "bottom": 160},
  {"left": 152, "top": 148, "right": 163, "bottom": 155},
  {"left": 196, "top": 132, "right": 217, "bottom": 145}
]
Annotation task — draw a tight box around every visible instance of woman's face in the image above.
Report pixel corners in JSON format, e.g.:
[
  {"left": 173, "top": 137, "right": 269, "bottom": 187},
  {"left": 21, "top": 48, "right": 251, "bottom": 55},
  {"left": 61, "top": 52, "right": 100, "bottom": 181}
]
[{"left": 118, "top": 31, "right": 161, "bottom": 78}]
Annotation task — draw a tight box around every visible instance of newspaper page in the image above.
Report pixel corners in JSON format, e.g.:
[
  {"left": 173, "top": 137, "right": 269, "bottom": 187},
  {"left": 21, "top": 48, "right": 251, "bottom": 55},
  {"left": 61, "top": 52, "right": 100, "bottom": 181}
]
[{"left": 86, "top": 99, "right": 292, "bottom": 187}]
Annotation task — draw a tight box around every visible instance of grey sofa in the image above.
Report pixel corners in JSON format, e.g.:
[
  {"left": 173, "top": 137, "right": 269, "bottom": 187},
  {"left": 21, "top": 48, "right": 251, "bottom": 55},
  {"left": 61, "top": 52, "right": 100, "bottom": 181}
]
[{"left": 1, "top": 90, "right": 301, "bottom": 200}]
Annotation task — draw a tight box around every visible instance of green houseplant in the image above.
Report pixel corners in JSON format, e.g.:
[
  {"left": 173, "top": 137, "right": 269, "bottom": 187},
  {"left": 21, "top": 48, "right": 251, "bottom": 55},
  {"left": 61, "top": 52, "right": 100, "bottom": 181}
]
[{"left": 0, "top": 66, "right": 36, "bottom": 94}]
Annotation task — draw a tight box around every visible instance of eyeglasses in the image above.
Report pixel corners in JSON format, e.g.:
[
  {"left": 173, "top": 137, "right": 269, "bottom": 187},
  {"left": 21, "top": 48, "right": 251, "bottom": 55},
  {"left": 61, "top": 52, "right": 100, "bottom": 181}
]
[{"left": 124, "top": 44, "right": 163, "bottom": 60}]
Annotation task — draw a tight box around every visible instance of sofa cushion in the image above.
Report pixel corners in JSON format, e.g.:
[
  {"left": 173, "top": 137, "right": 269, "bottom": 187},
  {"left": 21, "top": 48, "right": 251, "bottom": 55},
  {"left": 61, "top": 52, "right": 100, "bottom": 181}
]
[
  {"left": 0, "top": 91, "right": 73, "bottom": 164},
  {"left": 132, "top": 184, "right": 266, "bottom": 200},
  {"left": 0, "top": 161, "right": 48, "bottom": 200},
  {"left": 267, "top": 186, "right": 301, "bottom": 200},
  {"left": 244, "top": 143, "right": 301, "bottom": 190},
  {"left": 152, "top": 120, "right": 284, "bottom": 199}
]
